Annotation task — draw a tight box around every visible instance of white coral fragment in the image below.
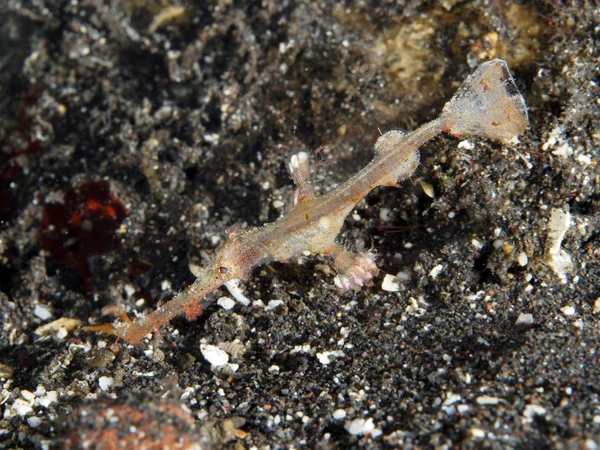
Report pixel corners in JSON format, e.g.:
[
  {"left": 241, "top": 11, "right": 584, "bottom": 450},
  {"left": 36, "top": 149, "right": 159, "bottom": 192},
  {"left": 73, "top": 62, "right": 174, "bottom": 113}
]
[
  {"left": 217, "top": 296, "right": 236, "bottom": 310},
  {"left": 381, "top": 274, "right": 401, "bottom": 292},
  {"left": 200, "top": 344, "right": 229, "bottom": 366},
  {"left": 544, "top": 208, "right": 573, "bottom": 281},
  {"left": 225, "top": 279, "right": 251, "bottom": 305},
  {"left": 316, "top": 350, "right": 345, "bottom": 365},
  {"left": 344, "top": 418, "right": 382, "bottom": 437}
]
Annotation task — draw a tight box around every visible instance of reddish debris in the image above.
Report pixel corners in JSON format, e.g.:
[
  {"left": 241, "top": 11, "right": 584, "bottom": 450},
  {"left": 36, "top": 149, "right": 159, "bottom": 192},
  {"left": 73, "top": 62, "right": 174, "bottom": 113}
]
[
  {"left": 40, "top": 180, "right": 127, "bottom": 291},
  {"left": 61, "top": 398, "right": 206, "bottom": 450}
]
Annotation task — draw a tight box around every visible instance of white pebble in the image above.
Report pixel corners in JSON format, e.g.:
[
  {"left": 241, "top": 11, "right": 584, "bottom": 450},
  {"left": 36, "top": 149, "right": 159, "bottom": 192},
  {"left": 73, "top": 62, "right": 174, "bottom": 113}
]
[
  {"left": 518, "top": 252, "right": 528, "bottom": 266},
  {"left": 523, "top": 404, "right": 546, "bottom": 418},
  {"left": 332, "top": 409, "right": 347, "bottom": 420},
  {"left": 515, "top": 313, "right": 534, "bottom": 325},
  {"left": 124, "top": 284, "right": 136, "bottom": 297},
  {"left": 544, "top": 208, "right": 573, "bottom": 279},
  {"left": 457, "top": 404, "right": 470, "bottom": 414},
  {"left": 56, "top": 327, "right": 68, "bottom": 340},
  {"left": 265, "top": 300, "right": 284, "bottom": 311},
  {"left": 429, "top": 264, "right": 443, "bottom": 279},
  {"left": 379, "top": 208, "right": 391, "bottom": 222},
  {"left": 381, "top": 274, "right": 400, "bottom": 292},
  {"left": 344, "top": 418, "right": 382, "bottom": 437},
  {"left": 458, "top": 140, "right": 474, "bottom": 150},
  {"left": 33, "top": 306, "right": 52, "bottom": 321},
  {"left": 316, "top": 350, "right": 345, "bottom": 365},
  {"left": 21, "top": 390, "right": 35, "bottom": 402},
  {"left": 561, "top": 306, "right": 576, "bottom": 316},
  {"left": 476, "top": 396, "right": 501, "bottom": 405},
  {"left": 27, "top": 416, "right": 42, "bottom": 428},
  {"left": 38, "top": 391, "right": 58, "bottom": 408},
  {"left": 471, "top": 428, "right": 486, "bottom": 438},
  {"left": 217, "top": 297, "right": 236, "bottom": 310},
  {"left": 12, "top": 399, "right": 33, "bottom": 416},
  {"left": 98, "top": 376, "right": 114, "bottom": 391},
  {"left": 200, "top": 344, "right": 229, "bottom": 366},
  {"left": 224, "top": 279, "right": 251, "bottom": 306}
]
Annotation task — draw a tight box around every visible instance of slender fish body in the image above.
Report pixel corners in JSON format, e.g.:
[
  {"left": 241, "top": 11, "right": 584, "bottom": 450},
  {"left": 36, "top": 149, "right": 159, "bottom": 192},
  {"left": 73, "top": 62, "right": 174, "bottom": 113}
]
[{"left": 114, "top": 59, "right": 528, "bottom": 344}]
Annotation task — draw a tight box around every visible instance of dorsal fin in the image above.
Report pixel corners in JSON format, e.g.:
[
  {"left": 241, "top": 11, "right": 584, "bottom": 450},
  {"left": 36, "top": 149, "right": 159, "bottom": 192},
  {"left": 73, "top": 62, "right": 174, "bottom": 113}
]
[{"left": 373, "top": 130, "right": 407, "bottom": 160}]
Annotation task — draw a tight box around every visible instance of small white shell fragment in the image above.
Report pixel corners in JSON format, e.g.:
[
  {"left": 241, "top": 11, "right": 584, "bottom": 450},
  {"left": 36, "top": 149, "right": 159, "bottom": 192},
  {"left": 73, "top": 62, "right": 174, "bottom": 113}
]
[
  {"left": 552, "top": 142, "right": 573, "bottom": 158},
  {"left": 332, "top": 409, "right": 347, "bottom": 420},
  {"left": 515, "top": 313, "right": 534, "bottom": 325},
  {"left": 518, "top": 252, "right": 528, "bottom": 266},
  {"left": 544, "top": 208, "right": 573, "bottom": 279},
  {"left": 124, "top": 284, "right": 136, "bottom": 297},
  {"left": 396, "top": 270, "right": 411, "bottom": 281},
  {"left": 560, "top": 305, "right": 576, "bottom": 316},
  {"left": 37, "top": 391, "right": 58, "bottom": 408},
  {"left": 471, "top": 428, "right": 486, "bottom": 438},
  {"left": 265, "top": 299, "right": 284, "bottom": 311},
  {"left": 523, "top": 404, "right": 547, "bottom": 419},
  {"left": 577, "top": 154, "right": 592, "bottom": 165},
  {"left": 268, "top": 365, "right": 280, "bottom": 374},
  {"left": 217, "top": 297, "right": 236, "bottom": 310},
  {"left": 476, "top": 396, "right": 501, "bottom": 405},
  {"left": 224, "top": 363, "right": 239, "bottom": 373},
  {"left": 344, "top": 418, "right": 382, "bottom": 437},
  {"left": 381, "top": 274, "right": 401, "bottom": 292},
  {"left": 429, "top": 264, "right": 443, "bottom": 279},
  {"left": 316, "top": 350, "right": 345, "bottom": 365},
  {"left": 290, "top": 344, "right": 312, "bottom": 354},
  {"left": 225, "top": 279, "right": 251, "bottom": 306},
  {"left": 593, "top": 298, "right": 600, "bottom": 315},
  {"left": 379, "top": 208, "right": 391, "bottom": 222},
  {"left": 27, "top": 416, "right": 42, "bottom": 428},
  {"left": 200, "top": 344, "right": 229, "bottom": 366},
  {"left": 442, "top": 392, "right": 462, "bottom": 407},
  {"left": 21, "top": 390, "right": 35, "bottom": 402},
  {"left": 458, "top": 140, "right": 474, "bottom": 150},
  {"left": 33, "top": 306, "right": 52, "bottom": 321},
  {"left": 56, "top": 327, "right": 68, "bottom": 340},
  {"left": 471, "top": 238, "right": 483, "bottom": 249},
  {"left": 457, "top": 404, "right": 470, "bottom": 414},
  {"left": 98, "top": 376, "right": 114, "bottom": 391},
  {"left": 12, "top": 399, "right": 33, "bottom": 417}
]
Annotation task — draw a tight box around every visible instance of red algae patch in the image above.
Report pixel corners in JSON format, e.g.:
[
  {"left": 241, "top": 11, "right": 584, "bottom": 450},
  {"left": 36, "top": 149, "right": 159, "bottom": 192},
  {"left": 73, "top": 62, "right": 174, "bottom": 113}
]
[{"left": 40, "top": 180, "right": 127, "bottom": 291}]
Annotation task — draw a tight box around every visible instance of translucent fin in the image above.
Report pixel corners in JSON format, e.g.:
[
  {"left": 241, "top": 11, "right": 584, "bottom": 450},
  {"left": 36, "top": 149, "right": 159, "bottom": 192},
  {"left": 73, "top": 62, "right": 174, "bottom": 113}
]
[{"left": 442, "top": 59, "right": 529, "bottom": 142}]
